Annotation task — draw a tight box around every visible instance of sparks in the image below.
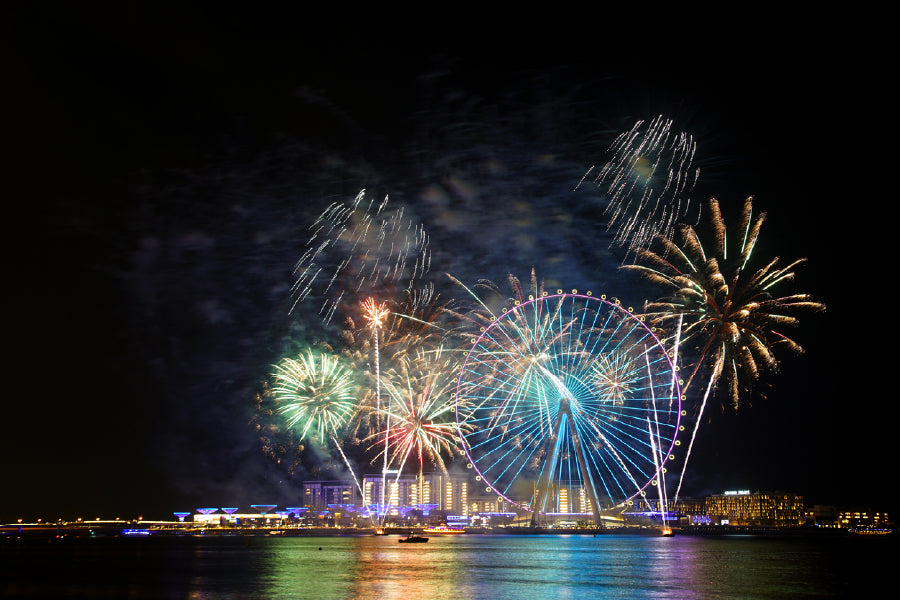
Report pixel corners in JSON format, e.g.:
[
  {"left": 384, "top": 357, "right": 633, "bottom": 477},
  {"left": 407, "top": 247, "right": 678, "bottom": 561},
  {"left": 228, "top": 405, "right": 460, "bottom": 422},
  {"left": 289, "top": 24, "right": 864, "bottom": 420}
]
[{"left": 361, "top": 297, "right": 391, "bottom": 332}]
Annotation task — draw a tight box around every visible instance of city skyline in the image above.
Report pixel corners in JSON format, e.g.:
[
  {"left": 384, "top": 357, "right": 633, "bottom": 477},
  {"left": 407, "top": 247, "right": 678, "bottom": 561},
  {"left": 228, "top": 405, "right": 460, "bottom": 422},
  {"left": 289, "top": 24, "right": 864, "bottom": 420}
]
[{"left": 3, "top": 14, "right": 890, "bottom": 524}]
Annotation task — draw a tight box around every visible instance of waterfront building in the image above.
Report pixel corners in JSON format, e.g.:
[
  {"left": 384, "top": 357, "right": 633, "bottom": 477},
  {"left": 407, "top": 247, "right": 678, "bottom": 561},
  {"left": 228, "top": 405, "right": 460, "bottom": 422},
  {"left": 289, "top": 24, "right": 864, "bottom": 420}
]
[
  {"left": 359, "top": 471, "right": 470, "bottom": 516},
  {"left": 705, "top": 490, "right": 804, "bottom": 526},
  {"left": 672, "top": 497, "right": 706, "bottom": 523},
  {"left": 837, "top": 508, "right": 889, "bottom": 528},
  {"left": 428, "top": 472, "right": 469, "bottom": 515},
  {"left": 362, "top": 473, "right": 413, "bottom": 511},
  {"left": 192, "top": 509, "right": 288, "bottom": 526},
  {"left": 302, "top": 480, "right": 360, "bottom": 509},
  {"left": 468, "top": 492, "right": 516, "bottom": 516},
  {"left": 806, "top": 504, "right": 840, "bottom": 527}
]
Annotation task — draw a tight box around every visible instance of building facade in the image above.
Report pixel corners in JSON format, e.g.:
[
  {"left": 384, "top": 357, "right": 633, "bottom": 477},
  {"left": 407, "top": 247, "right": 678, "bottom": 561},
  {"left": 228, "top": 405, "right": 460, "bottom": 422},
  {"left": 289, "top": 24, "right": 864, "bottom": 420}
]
[
  {"left": 302, "top": 480, "right": 360, "bottom": 509},
  {"left": 357, "top": 472, "right": 470, "bottom": 515},
  {"left": 705, "top": 490, "right": 804, "bottom": 526}
]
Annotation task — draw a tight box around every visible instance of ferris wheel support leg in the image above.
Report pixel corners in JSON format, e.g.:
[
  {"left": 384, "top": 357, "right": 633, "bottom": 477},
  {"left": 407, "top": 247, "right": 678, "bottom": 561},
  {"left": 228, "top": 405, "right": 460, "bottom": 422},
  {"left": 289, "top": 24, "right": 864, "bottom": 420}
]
[
  {"left": 569, "top": 416, "right": 604, "bottom": 528},
  {"left": 530, "top": 411, "right": 566, "bottom": 527}
]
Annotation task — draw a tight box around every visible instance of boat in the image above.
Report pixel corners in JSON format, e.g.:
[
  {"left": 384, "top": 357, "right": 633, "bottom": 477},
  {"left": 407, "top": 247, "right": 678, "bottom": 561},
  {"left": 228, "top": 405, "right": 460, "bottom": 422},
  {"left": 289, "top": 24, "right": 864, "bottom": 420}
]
[
  {"left": 398, "top": 532, "right": 429, "bottom": 543},
  {"left": 373, "top": 528, "right": 389, "bottom": 536},
  {"left": 849, "top": 527, "right": 892, "bottom": 536},
  {"left": 422, "top": 526, "right": 465, "bottom": 535},
  {"left": 660, "top": 527, "right": 675, "bottom": 537}
]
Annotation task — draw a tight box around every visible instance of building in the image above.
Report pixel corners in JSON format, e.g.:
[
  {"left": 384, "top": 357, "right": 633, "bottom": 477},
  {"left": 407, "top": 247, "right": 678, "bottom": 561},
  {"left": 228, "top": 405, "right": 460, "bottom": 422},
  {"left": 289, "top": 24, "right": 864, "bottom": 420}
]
[
  {"left": 672, "top": 497, "right": 707, "bottom": 524},
  {"left": 302, "top": 480, "right": 360, "bottom": 509},
  {"left": 468, "top": 492, "right": 516, "bottom": 516},
  {"left": 838, "top": 509, "right": 889, "bottom": 528},
  {"left": 705, "top": 490, "right": 804, "bottom": 527},
  {"left": 809, "top": 506, "right": 891, "bottom": 529},
  {"left": 360, "top": 471, "right": 470, "bottom": 515}
]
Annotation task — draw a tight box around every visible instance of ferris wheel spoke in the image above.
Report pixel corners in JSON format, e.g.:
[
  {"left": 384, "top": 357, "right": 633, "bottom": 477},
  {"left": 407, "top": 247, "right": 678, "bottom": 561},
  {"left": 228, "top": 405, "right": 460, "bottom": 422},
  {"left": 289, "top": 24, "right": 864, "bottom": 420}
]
[
  {"left": 476, "top": 416, "right": 547, "bottom": 491},
  {"left": 483, "top": 437, "right": 544, "bottom": 494},
  {"left": 594, "top": 413, "right": 659, "bottom": 463},
  {"left": 578, "top": 398, "right": 667, "bottom": 487}
]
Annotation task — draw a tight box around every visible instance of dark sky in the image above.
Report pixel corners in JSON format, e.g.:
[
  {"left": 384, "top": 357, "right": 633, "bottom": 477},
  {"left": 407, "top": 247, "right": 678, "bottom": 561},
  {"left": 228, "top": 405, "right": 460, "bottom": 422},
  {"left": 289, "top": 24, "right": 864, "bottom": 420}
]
[{"left": 2, "top": 11, "right": 891, "bottom": 521}]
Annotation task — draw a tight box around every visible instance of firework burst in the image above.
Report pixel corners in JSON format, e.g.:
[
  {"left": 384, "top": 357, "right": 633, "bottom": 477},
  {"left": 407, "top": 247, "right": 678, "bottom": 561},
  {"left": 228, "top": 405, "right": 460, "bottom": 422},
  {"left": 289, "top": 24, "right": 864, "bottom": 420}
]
[
  {"left": 623, "top": 196, "right": 823, "bottom": 406},
  {"left": 381, "top": 283, "right": 454, "bottom": 357},
  {"left": 622, "top": 196, "right": 824, "bottom": 500},
  {"left": 590, "top": 349, "right": 641, "bottom": 407},
  {"left": 361, "top": 297, "right": 391, "bottom": 331},
  {"left": 443, "top": 268, "right": 548, "bottom": 342},
  {"left": 364, "top": 347, "right": 465, "bottom": 482},
  {"left": 290, "top": 189, "right": 431, "bottom": 325},
  {"left": 271, "top": 350, "right": 358, "bottom": 444},
  {"left": 579, "top": 115, "right": 699, "bottom": 255}
]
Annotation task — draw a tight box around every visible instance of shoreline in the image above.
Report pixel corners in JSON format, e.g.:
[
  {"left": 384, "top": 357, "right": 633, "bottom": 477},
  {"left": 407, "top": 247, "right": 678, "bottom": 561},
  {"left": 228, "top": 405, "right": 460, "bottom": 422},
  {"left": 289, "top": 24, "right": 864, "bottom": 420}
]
[{"left": 3, "top": 523, "right": 885, "bottom": 541}]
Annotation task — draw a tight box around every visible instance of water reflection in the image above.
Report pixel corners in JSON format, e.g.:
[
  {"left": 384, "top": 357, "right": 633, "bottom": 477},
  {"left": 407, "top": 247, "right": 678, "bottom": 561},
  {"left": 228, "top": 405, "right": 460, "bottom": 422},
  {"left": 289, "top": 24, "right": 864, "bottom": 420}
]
[
  {"left": 258, "top": 534, "right": 893, "bottom": 599},
  {"left": 261, "top": 536, "right": 468, "bottom": 599},
  {"left": 2, "top": 533, "right": 892, "bottom": 599},
  {"left": 260, "top": 535, "right": 725, "bottom": 599}
]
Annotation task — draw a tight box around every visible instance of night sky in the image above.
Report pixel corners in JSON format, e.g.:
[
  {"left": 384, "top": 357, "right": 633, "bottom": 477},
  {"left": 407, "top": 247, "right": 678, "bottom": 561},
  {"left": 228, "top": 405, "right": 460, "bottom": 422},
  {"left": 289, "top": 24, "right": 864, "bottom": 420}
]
[{"left": 3, "top": 11, "right": 890, "bottom": 521}]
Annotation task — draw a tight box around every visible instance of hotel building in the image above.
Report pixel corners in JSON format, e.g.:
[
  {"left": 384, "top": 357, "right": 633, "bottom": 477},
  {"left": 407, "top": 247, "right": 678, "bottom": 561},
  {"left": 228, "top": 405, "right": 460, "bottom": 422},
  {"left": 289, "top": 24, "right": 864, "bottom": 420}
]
[
  {"left": 303, "top": 472, "right": 471, "bottom": 516},
  {"left": 704, "top": 490, "right": 805, "bottom": 526}
]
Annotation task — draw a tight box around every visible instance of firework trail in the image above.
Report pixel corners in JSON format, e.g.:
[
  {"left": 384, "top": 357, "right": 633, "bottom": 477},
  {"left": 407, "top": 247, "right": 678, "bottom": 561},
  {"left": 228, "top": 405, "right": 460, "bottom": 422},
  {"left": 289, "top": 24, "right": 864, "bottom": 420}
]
[
  {"left": 622, "top": 196, "right": 824, "bottom": 502},
  {"left": 290, "top": 189, "right": 431, "bottom": 325},
  {"left": 360, "top": 296, "right": 392, "bottom": 510},
  {"left": 578, "top": 115, "right": 699, "bottom": 256},
  {"left": 361, "top": 297, "right": 390, "bottom": 423}
]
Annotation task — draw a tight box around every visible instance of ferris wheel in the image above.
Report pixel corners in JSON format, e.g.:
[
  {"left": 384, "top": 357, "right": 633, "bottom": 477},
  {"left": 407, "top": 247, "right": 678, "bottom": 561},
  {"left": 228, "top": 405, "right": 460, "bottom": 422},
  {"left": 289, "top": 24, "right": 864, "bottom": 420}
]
[{"left": 454, "top": 292, "right": 682, "bottom": 522}]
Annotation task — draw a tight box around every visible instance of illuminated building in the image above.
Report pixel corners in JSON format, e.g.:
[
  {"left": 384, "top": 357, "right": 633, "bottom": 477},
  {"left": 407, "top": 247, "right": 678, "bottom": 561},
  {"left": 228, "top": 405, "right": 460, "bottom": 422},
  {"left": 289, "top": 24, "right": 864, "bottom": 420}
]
[
  {"left": 578, "top": 487, "right": 595, "bottom": 514},
  {"left": 249, "top": 504, "right": 277, "bottom": 517},
  {"left": 806, "top": 506, "right": 892, "bottom": 530},
  {"left": 672, "top": 497, "right": 706, "bottom": 522},
  {"left": 361, "top": 473, "right": 412, "bottom": 510},
  {"left": 302, "top": 480, "right": 360, "bottom": 509},
  {"left": 705, "top": 490, "right": 804, "bottom": 526},
  {"left": 543, "top": 485, "right": 600, "bottom": 515},
  {"left": 360, "top": 472, "right": 470, "bottom": 515},
  {"left": 468, "top": 493, "right": 515, "bottom": 516},
  {"left": 839, "top": 509, "right": 889, "bottom": 527},
  {"left": 192, "top": 508, "right": 286, "bottom": 526},
  {"left": 434, "top": 472, "right": 468, "bottom": 516}
]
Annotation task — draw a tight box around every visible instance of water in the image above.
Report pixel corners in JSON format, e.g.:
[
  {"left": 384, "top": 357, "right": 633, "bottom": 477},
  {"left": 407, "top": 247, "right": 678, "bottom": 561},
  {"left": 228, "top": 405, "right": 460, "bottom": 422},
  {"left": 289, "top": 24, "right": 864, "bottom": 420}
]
[{"left": 1, "top": 533, "right": 892, "bottom": 599}]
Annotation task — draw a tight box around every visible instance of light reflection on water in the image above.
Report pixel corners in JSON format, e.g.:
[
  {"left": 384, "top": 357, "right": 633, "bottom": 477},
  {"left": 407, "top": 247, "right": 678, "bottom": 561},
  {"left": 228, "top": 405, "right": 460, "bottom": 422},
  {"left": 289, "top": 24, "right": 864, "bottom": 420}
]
[
  {"left": 254, "top": 533, "right": 891, "bottom": 599},
  {"left": 1, "top": 533, "right": 893, "bottom": 599}
]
